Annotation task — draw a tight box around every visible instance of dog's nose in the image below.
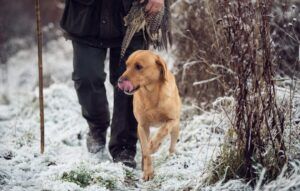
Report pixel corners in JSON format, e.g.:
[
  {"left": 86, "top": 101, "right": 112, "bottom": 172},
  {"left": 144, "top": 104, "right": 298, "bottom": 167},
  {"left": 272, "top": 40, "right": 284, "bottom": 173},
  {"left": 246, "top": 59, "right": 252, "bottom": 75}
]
[
  {"left": 118, "top": 77, "right": 128, "bottom": 84},
  {"left": 117, "top": 77, "right": 128, "bottom": 90}
]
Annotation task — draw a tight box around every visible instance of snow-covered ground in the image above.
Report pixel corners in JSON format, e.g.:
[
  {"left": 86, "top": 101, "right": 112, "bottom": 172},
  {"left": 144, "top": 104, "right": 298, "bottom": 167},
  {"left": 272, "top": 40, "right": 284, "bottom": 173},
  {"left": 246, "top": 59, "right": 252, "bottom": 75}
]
[{"left": 0, "top": 38, "right": 299, "bottom": 191}]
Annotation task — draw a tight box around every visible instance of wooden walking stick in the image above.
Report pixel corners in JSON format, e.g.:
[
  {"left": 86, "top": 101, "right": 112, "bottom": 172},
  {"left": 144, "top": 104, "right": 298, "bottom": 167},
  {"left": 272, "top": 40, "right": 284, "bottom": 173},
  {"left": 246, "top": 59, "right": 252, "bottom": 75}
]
[{"left": 35, "top": 0, "right": 45, "bottom": 154}]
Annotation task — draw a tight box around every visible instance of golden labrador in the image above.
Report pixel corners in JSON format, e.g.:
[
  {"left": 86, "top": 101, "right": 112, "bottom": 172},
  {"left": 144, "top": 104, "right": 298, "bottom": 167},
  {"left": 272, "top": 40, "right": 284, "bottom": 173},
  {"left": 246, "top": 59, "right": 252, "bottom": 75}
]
[{"left": 118, "top": 50, "right": 181, "bottom": 180}]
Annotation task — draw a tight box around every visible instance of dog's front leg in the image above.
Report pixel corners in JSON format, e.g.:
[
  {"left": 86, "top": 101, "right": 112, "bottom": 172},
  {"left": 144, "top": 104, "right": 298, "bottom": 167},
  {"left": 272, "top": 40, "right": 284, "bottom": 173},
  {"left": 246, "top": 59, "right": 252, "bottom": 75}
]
[
  {"left": 138, "top": 125, "right": 154, "bottom": 181},
  {"left": 149, "top": 119, "right": 179, "bottom": 154}
]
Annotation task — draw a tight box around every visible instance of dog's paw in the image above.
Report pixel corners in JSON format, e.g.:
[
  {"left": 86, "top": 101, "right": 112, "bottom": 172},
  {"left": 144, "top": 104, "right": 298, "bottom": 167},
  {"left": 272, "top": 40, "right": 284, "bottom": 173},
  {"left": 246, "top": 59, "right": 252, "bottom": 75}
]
[
  {"left": 143, "top": 170, "right": 154, "bottom": 181},
  {"left": 149, "top": 140, "right": 161, "bottom": 154},
  {"left": 169, "top": 148, "right": 176, "bottom": 155}
]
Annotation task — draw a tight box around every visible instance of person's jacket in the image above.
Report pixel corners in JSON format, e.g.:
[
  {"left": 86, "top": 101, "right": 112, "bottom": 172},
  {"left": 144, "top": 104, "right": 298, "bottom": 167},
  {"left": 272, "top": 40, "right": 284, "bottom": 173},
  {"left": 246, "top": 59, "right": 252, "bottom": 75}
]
[{"left": 60, "top": 0, "right": 140, "bottom": 48}]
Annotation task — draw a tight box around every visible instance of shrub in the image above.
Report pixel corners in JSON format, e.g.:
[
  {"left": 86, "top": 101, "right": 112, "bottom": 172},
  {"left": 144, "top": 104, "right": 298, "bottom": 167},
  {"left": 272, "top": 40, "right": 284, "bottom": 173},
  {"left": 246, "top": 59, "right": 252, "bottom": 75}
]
[
  {"left": 271, "top": 0, "right": 300, "bottom": 77},
  {"left": 172, "top": 0, "right": 300, "bottom": 105},
  {"left": 206, "top": 0, "right": 288, "bottom": 185},
  {"left": 172, "top": 0, "right": 233, "bottom": 107}
]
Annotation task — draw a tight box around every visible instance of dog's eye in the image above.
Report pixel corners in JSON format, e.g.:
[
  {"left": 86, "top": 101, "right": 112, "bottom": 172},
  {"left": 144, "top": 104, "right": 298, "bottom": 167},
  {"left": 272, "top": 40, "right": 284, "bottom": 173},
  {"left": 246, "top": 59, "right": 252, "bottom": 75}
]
[{"left": 135, "top": 63, "right": 143, "bottom": 71}]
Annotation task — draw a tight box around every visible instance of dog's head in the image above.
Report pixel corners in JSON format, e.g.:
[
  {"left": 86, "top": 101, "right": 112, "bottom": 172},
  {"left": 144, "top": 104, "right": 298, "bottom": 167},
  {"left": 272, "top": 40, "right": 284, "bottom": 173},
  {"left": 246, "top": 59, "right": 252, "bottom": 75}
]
[{"left": 118, "top": 50, "right": 168, "bottom": 95}]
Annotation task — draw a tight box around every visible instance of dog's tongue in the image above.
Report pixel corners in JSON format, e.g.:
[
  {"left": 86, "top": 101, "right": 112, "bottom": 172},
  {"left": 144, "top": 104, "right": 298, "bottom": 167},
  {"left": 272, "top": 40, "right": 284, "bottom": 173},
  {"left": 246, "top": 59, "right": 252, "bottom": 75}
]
[{"left": 118, "top": 80, "right": 134, "bottom": 92}]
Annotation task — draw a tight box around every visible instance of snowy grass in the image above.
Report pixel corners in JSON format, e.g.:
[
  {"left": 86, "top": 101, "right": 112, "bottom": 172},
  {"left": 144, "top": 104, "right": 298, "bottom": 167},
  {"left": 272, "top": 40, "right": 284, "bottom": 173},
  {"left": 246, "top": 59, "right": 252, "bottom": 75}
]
[
  {"left": 0, "top": 38, "right": 300, "bottom": 191},
  {"left": 0, "top": 82, "right": 228, "bottom": 190},
  {"left": 0, "top": 38, "right": 227, "bottom": 191}
]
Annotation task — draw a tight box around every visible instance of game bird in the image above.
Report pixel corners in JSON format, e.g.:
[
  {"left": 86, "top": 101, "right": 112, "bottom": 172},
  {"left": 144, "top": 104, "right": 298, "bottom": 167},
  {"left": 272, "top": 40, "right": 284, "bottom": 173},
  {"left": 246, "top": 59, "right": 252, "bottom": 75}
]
[{"left": 120, "top": 0, "right": 172, "bottom": 58}]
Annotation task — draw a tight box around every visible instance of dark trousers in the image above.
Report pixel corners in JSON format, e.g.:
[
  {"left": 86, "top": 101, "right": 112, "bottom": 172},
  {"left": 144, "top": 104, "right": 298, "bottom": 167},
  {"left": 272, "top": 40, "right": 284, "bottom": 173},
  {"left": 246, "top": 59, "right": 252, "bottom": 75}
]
[{"left": 71, "top": 38, "right": 145, "bottom": 158}]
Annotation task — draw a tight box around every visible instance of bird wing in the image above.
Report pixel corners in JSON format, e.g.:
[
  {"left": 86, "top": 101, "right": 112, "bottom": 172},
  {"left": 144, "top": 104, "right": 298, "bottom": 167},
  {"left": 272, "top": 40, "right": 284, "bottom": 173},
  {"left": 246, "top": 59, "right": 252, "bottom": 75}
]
[{"left": 120, "top": 0, "right": 173, "bottom": 59}]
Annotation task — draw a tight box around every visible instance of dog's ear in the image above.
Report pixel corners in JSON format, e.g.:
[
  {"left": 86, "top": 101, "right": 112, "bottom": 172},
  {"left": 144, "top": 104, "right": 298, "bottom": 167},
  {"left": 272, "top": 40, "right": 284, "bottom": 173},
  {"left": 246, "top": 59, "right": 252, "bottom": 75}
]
[{"left": 155, "top": 55, "right": 168, "bottom": 81}]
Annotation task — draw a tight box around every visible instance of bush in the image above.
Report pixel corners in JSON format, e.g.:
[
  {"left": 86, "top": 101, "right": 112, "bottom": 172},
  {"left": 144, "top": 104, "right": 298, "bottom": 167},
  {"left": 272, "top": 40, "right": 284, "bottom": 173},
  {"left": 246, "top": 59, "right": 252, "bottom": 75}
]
[
  {"left": 172, "top": 0, "right": 300, "bottom": 105},
  {"left": 172, "top": 0, "right": 234, "bottom": 107},
  {"left": 271, "top": 0, "right": 300, "bottom": 77},
  {"left": 205, "top": 0, "right": 288, "bottom": 185}
]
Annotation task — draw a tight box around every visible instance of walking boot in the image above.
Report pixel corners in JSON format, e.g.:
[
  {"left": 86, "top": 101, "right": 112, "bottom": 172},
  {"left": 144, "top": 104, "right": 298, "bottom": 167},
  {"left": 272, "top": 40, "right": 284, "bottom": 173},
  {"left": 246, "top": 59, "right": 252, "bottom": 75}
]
[
  {"left": 113, "top": 149, "right": 137, "bottom": 168},
  {"left": 86, "top": 130, "right": 106, "bottom": 154}
]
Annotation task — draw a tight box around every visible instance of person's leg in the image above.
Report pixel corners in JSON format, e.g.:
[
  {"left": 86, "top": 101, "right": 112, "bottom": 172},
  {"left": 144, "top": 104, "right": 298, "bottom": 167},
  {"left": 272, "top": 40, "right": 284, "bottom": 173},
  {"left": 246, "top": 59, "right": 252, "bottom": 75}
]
[
  {"left": 72, "top": 41, "right": 109, "bottom": 153},
  {"left": 108, "top": 37, "right": 146, "bottom": 167}
]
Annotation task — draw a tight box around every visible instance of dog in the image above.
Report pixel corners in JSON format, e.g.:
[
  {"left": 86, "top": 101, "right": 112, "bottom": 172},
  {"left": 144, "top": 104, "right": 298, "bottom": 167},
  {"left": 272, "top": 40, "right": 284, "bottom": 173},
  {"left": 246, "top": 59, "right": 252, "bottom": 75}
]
[{"left": 118, "top": 50, "right": 181, "bottom": 180}]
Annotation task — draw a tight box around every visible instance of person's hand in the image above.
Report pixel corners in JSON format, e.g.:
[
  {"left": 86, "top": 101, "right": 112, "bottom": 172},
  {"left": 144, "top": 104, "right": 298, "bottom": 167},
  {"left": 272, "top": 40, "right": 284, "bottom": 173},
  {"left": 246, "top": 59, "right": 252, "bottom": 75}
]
[{"left": 145, "top": 0, "right": 164, "bottom": 15}]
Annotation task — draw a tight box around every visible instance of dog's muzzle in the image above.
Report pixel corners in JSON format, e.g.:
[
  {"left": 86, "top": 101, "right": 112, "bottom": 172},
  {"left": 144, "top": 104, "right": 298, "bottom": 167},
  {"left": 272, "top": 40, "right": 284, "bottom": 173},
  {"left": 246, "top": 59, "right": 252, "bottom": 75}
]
[{"left": 118, "top": 77, "right": 140, "bottom": 95}]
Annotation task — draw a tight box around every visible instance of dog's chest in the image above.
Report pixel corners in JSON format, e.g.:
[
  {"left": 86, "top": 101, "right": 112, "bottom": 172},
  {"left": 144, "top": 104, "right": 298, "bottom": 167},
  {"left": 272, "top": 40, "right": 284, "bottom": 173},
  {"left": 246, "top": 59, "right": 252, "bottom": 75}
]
[
  {"left": 133, "top": 99, "right": 169, "bottom": 126},
  {"left": 141, "top": 109, "right": 167, "bottom": 126}
]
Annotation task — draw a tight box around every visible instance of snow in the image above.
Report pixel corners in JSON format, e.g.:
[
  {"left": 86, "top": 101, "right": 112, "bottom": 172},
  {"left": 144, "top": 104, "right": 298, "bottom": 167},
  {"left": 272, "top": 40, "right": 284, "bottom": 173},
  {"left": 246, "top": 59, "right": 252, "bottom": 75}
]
[
  {"left": 0, "top": 38, "right": 299, "bottom": 191},
  {"left": 0, "top": 82, "right": 226, "bottom": 190}
]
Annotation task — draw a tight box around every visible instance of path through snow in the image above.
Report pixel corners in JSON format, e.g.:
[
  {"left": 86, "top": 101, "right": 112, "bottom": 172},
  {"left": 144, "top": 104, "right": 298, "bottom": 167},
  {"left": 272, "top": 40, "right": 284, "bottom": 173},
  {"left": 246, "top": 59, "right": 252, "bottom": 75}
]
[{"left": 0, "top": 38, "right": 228, "bottom": 191}]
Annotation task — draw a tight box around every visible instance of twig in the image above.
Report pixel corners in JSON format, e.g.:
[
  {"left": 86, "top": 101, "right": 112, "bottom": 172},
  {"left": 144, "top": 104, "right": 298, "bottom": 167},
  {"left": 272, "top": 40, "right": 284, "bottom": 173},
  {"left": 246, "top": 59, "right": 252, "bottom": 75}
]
[{"left": 35, "top": 0, "right": 45, "bottom": 154}]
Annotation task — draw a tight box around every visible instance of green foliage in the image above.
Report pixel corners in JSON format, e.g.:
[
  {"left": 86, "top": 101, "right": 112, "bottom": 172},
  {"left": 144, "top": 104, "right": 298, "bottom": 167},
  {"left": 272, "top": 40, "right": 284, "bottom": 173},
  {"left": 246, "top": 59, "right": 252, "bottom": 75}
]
[
  {"left": 61, "top": 167, "right": 92, "bottom": 188},
  {"left": 206, "top": 128, "right": 245, "bottom": 184},
  {"left": 124, "top": 169, "right": 134, "bottom": 180},
  {"left": 207, "top": 127, "right": 287, "bottom": 186},
  {"left": 94, "top": 176, "right": 116, "bottom": 190},
  {"left": 61, "top": 165, "right": 116, "bottom": 189}
]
